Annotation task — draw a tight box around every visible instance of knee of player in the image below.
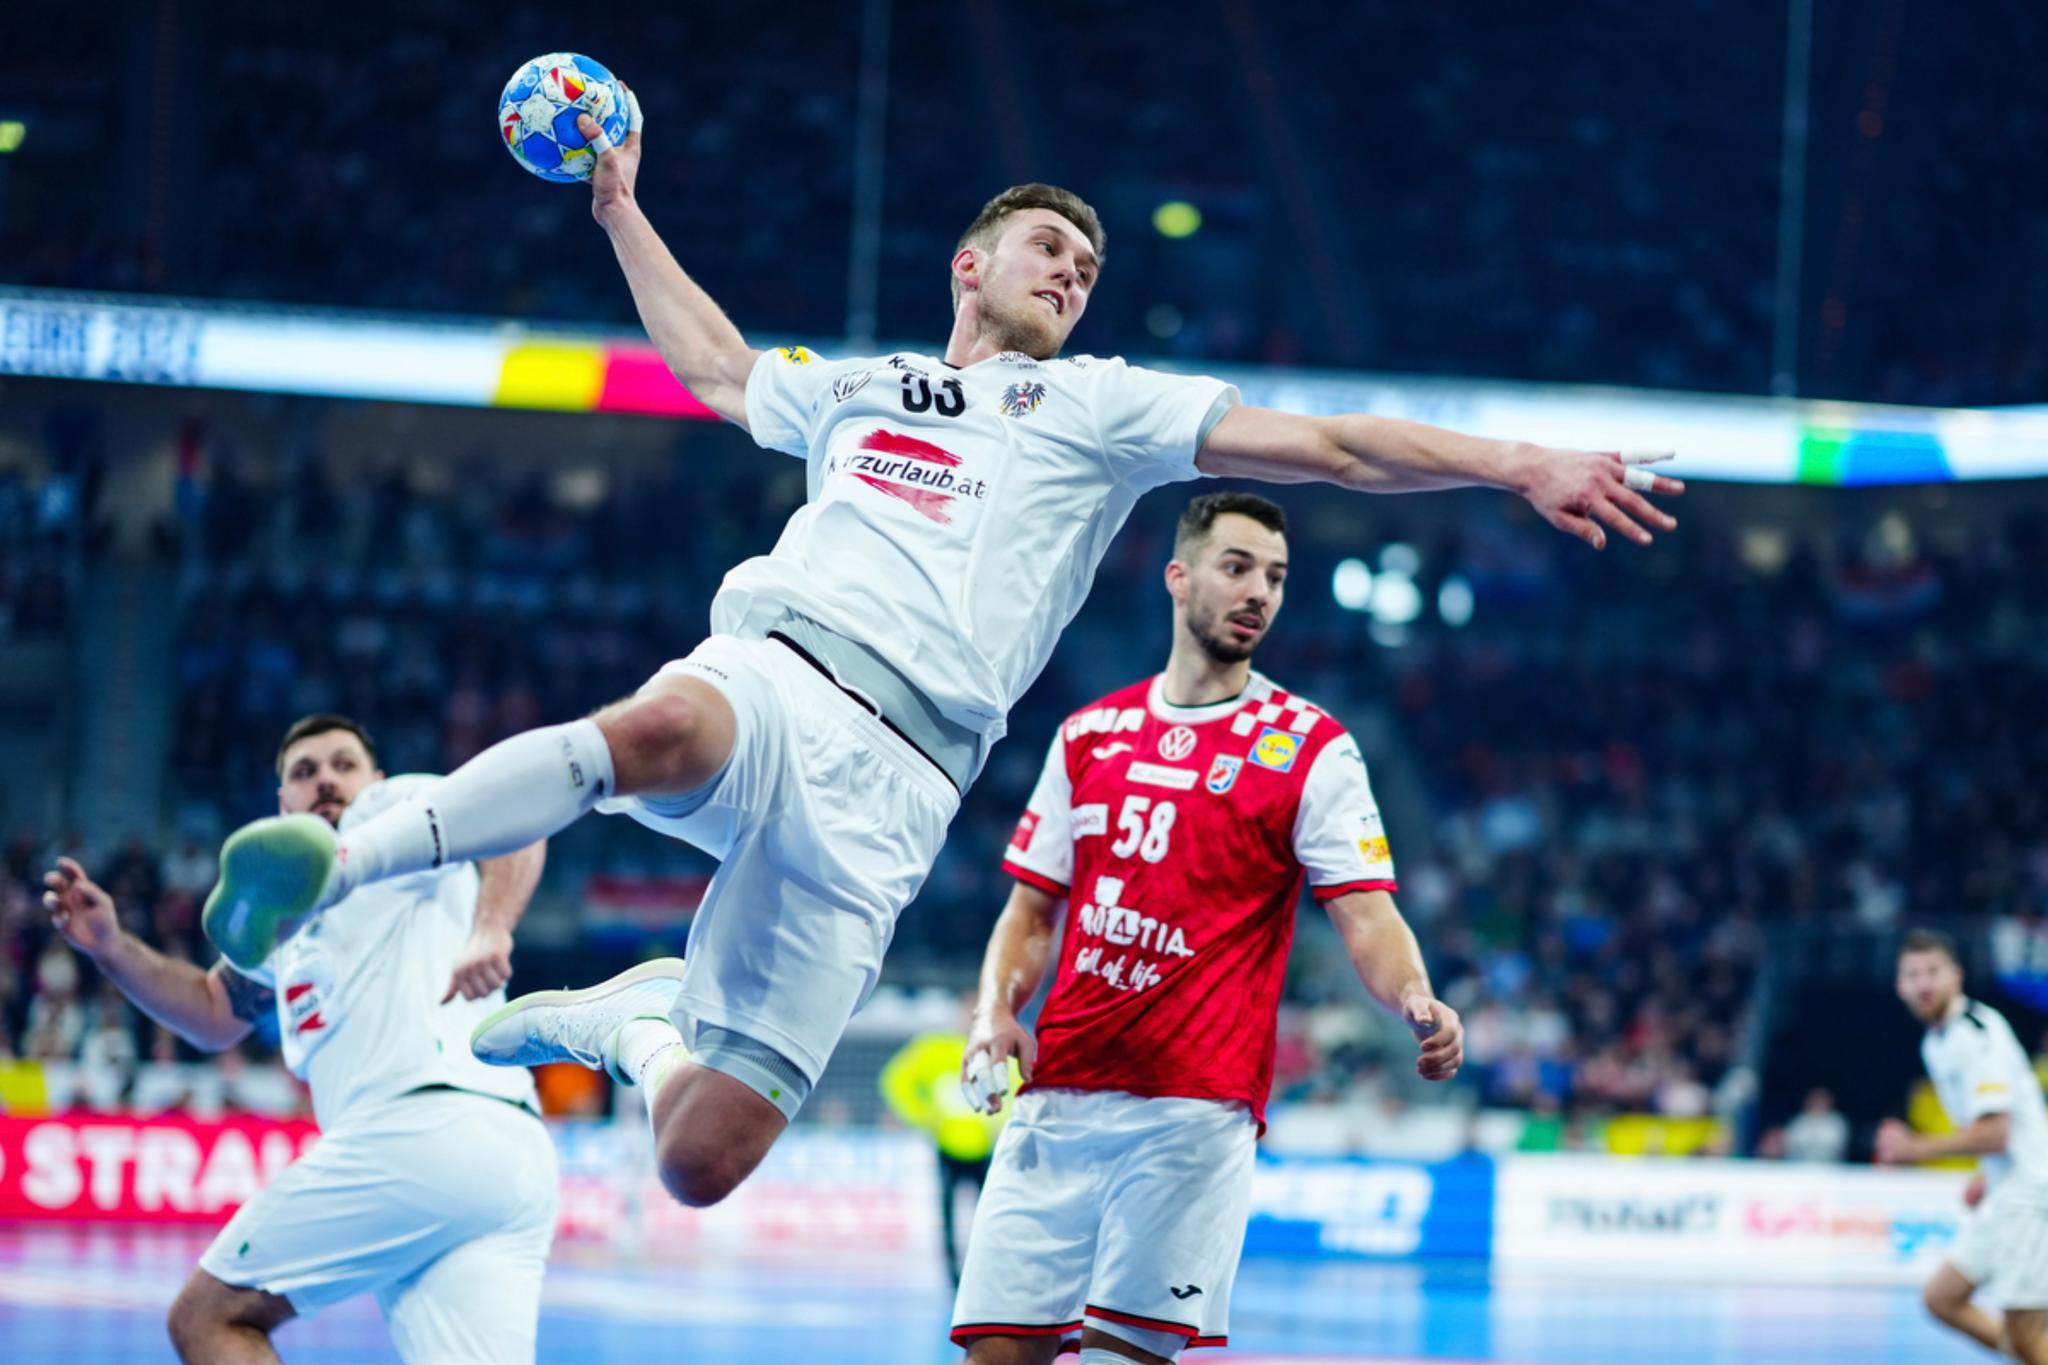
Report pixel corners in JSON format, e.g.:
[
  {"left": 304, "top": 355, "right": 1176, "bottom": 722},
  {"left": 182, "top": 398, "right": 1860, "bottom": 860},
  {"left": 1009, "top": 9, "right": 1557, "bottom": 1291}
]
[
  {"left": 604, "top": 691, "right": 720, "bottom": 784},
  {"left": 1923, "top": 1278, "right": 1966, "bottom": 1321},
  {"left": 656, "top": 1133, "right": 747, "bottom": 1208},
  {"left": 165, "top": 1283, "right": 219, "bottom": 1354}
]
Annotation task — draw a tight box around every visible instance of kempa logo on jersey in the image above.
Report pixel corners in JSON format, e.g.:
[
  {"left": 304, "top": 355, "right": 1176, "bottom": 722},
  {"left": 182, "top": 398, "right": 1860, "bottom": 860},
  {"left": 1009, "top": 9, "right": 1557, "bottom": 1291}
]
[
  {"left": 832, "top": 370, "right": 873, "bottom": 402},
  {"left": 828, "top": 429, "right": 990, "bottom": 525},
  {"left": 1158, "top": 725, "right": 1197, "bottom": 761}
]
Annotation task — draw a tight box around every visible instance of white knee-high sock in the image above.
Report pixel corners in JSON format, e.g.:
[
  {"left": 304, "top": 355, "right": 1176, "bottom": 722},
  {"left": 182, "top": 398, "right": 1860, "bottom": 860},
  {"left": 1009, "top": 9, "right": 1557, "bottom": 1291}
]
[{"left": 333, "top": 719, "right": 615, "bottom": 895}]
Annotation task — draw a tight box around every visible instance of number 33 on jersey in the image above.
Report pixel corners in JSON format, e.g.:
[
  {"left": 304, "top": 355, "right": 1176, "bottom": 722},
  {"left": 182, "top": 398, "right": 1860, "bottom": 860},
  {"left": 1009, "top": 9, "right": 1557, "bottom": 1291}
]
[{"left": 1001, "top": 673, "right": 1397, "bottom": 1117}]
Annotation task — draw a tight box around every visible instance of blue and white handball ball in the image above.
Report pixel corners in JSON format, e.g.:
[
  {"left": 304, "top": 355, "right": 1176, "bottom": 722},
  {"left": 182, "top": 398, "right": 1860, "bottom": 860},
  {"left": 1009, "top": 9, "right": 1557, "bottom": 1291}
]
[{"left": 498, "top": 53, "right": 628, "bottom": 183}]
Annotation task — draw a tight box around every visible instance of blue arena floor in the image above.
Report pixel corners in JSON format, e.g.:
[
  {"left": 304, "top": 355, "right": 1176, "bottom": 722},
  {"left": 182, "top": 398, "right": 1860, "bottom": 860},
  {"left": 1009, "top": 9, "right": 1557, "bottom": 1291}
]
[{"left": 0, "top": 1224, "right": 1988, "bottom": 1364}]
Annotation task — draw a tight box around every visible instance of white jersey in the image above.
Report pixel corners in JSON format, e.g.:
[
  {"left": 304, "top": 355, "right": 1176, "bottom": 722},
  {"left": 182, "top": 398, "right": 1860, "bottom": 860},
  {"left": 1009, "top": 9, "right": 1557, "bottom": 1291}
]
[
  {"left": 235, "top": 776, "right": 539, "bottom": 1130},
  {"left": 1922, "top": 998, "right": 2048, "bottom": 1198},
  {"left": 725, "top": 346, "right": 1237, "bottom": 748}
]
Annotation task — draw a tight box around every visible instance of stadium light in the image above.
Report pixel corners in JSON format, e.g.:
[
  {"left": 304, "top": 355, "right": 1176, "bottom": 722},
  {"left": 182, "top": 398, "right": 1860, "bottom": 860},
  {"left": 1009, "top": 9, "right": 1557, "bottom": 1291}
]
[
  {"left": 0, "top": 122, "right": 25, "bottom": 154},
  {"left": 1332, "top": 558, "right": 1373, "bottom": 611},
  {"left": 1152, "top": 201, "right": 1202, "bottom": 239}
]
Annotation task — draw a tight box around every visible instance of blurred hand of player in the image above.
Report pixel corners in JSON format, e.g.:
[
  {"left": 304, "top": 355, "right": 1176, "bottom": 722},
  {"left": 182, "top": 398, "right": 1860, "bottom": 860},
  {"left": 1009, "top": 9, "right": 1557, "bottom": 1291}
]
[
  {"left": 1964, "top": 1172, "right": 1987, "bottom": 1209},
  {"left": 443, "top": 923, "right": 515, "bottom": 1003},
  {"left": 1403, "top": 993, "right": 1463, "bottom": 1082},
  {"left": 43, "top": 857, "right": 122, "bottom": 959},
  {"left": 963, "top": 1012, "right": 1036, "bottom": 1115},
  {"left": 1519, "top": 448, "right": 1682, "bottom": 551},
  {"left": 1874, "top": 1117, "right": 1920, "bottom": 1166},
  {"left": 577, "top": 83, "right": 644, "bottom": 223}
]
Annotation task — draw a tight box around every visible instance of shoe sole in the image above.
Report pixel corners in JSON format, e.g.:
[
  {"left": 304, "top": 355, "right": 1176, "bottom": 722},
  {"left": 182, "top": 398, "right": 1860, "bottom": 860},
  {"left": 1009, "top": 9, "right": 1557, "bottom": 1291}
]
[
  {"left": 201, "top": 815, "right": 336, "bottom": 971},
  {"left": 469, "top": 956, "right": 689, "bottom": 1069}
]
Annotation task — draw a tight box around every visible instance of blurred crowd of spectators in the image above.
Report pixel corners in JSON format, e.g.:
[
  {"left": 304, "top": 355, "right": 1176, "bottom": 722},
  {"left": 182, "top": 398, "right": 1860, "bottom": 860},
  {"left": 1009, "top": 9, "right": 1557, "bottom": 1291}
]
[
  {"left": 5, "top": 414, "right": 2035, "bottom": 1147},
  {"left": 0, "top": 465, "right": 78, "bottom": 641},
  {"left": 7, "top": 2, "right": 2045, "bottom": 406}
]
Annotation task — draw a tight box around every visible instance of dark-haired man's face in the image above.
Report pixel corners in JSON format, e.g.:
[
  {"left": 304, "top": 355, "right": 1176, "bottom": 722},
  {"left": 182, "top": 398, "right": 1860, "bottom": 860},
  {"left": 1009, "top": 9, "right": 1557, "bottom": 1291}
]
[
  {"left": 1896, "top": 948, "right": 1962, "bottom": 1025},
  {"left": 278, "top": 731, "right": 383, "bottom": 827},
  {"left": 957, "top": 209, "right": 1097, "bottom": 359},
  {"left": 1171, "top": 513, "right": 1288, "bottom": 664}
]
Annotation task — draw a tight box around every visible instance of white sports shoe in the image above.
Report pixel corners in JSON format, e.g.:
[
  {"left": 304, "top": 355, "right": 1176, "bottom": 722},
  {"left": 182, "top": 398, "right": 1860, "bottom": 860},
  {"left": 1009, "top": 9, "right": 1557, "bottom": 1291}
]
[
  {"left": 202, "top": 813, "right": 346, "bottom": 970},
  {"left": 470, "top": 958, "right": 687, "bottom": 1084}
]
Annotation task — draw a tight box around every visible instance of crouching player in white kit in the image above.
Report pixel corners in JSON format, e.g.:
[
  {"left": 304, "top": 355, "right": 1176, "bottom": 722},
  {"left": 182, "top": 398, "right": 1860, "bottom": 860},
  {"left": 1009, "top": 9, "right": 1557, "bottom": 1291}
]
[
  {"left": 1882, "top": 929, "right": 2048, "bottom": 1364},
  {"left": 196, "top": 85, "right": 1670, "bottom": 1217},
  {"left": 44, "top": 715, "right": 567, "bottom": 1364},
  {"left": 951, "top": 493, "right": 1463, "bottom": 1363}
]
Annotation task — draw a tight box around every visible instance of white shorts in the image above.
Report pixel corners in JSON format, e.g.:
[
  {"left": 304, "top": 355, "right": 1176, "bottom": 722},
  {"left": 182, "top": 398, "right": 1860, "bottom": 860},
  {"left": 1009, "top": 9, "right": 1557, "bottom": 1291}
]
[
  {"left": 952, "top": 1088, "right": 1257, "bottom": 1357},
  {"left": 198, "top": 1089, "right": 558, "bottom": 1363},
  {"left": 600, "top": 633, "right": 959, "bottom": 1084},
  {"left": 1950, "top": 1184, "right": 2048, "bottom": 1309}
]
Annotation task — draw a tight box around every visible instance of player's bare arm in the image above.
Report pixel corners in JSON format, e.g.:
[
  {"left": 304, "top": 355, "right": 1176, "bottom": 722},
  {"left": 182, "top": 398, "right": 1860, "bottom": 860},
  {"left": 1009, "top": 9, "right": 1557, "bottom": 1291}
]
[
  {"left": 576, "top": 93, "right": 759, "bottom": 429},
  {"left": 1876, "top": 1113, "right": 2011, "bottom": 1164},
  {"left": 1322, "top": 888, "right": 1463, "bottom": 1082},
  {"left": 443, "top": 840, "right": 547, "bottom": 1004},
  {"left": 963, "top": 880, "right": 1064, "bottom": 1112},
  {"left": 44, "top": 856, "right": 258, "bottom": 1051},
  {"left": 1195, "top": 405, "right": 1683, "bottom": 550}
]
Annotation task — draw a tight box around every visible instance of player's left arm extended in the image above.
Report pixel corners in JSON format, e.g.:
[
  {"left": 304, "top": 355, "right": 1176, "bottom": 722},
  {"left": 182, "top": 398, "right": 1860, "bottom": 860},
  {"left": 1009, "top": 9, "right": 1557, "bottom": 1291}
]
[
  {"left": 1323, "top": 888, "right": 1463, "bottom": 1081},
  {"left": 1195, "top": 404, "right": 1683, "bottom": 550},
  {"left": 442, "top": 840, "right": 547, "bottom": 1003}
]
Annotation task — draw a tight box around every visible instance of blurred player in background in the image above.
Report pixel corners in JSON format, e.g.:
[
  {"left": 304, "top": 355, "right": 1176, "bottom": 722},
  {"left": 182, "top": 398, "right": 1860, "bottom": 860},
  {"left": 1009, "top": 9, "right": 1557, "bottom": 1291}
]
[
  {"left": 879, "top": 993, "right": 1018, "bottom": 1284},
  {"left": 46, "top": 715, "right": 567, "bottom": 1364},
  {"left": 951, "top": 493, "right": 1462, "bottom": 1364},
  {"left": 1882, "top": 929, "right": 2048, "bottom": 1365},
  {"left": 198, "top": 84, "right": 1672, "bottom": 1217}
]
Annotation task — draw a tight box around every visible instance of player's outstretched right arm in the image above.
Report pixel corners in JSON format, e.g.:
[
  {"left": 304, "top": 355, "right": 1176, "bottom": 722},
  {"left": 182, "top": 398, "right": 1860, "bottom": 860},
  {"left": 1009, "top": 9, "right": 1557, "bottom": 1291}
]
[
  {"left": 962, "top": 881, "right": 1063, "bottom": 1113},
  {"left": 44, "top": 857, "right": 259, "bottom": 1052},
  {"left": 577, "top": 95, "right": 759, "bottom": 429}
]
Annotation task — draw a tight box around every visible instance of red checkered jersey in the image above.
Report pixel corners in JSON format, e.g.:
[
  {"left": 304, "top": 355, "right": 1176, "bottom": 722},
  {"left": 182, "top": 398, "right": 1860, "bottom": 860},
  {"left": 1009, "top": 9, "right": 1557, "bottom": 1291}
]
[{"left": 1001, "top": 673, "right": 1398, "bottom": 1122}]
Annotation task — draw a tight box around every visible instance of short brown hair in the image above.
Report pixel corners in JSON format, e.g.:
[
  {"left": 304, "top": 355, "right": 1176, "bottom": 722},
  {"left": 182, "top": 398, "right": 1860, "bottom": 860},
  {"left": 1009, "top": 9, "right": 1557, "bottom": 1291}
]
[
  {"left": 952, "top": 184, "right": 1106, "bottom": 308},
  {"left": 276, "top": 714, "right": 378, "bottom": 777},
  {"left": 1900, "top": 928, "right": 1960, "bottom": 965},
  {"left": 1174, "top": 492, "right": 1288, "bottom": 561}
]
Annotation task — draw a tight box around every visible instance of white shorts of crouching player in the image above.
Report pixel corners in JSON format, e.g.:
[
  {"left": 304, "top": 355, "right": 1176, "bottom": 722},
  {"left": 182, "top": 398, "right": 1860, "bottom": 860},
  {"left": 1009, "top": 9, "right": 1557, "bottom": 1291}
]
[
  {"left": 1951, "top": 1184, "right": 2048, "bottom": 1310},
  {"left": 952, "top": 1089, "right": 1256, "bottom": 1358},
  {"left": 198, "top": 1089, "right": 558, "bottom": 1363}
]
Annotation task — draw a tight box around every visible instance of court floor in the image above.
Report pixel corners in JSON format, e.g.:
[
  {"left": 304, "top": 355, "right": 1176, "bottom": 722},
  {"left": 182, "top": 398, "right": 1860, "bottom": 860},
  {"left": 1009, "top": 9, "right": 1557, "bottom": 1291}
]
[{"left": 0, "top": 1223, "right": 1987, "bottom": 1363}]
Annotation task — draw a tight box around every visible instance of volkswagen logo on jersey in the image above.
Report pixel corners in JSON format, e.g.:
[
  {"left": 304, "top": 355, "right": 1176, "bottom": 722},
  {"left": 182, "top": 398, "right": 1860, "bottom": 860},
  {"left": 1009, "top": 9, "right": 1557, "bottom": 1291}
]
[
  {"left": 1205, "top": 754, "right": 1243, "bottom": 794},
  {"left": 1250, "top": 726, "right": 1302, "bottom": 772},
  {"left": 1000, "top": 381, "right": 1047, "bottom": 417},
  {"left": 1159, "top": 725, "right": 1198, "bottom": 761}
]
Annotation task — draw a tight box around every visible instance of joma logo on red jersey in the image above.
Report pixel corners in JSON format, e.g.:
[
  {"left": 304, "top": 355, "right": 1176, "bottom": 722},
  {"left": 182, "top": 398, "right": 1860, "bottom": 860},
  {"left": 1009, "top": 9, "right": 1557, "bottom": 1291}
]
[{"left": 1064, "top": 706, "right": 1145, "bottom": 744}]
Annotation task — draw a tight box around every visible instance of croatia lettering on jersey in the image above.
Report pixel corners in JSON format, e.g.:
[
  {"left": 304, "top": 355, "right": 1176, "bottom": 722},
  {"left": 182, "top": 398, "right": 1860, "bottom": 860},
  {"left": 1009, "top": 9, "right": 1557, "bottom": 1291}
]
[{"left": 1002, "top": 674, "right": 1398, "bottom": 1121}]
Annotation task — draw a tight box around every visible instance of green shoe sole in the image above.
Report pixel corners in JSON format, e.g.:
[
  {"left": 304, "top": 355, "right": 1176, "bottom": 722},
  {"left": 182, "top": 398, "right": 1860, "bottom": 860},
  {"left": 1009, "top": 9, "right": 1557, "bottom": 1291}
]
[{"left": 202, "top": 814, "right": 338, "bottom": 971}]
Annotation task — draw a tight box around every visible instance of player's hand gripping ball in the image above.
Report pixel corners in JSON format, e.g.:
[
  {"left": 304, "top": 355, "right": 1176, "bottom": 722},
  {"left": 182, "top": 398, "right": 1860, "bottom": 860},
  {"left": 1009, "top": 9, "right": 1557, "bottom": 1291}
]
[{"left": 498, "top": 53, "right": 629, "bottom": 182}]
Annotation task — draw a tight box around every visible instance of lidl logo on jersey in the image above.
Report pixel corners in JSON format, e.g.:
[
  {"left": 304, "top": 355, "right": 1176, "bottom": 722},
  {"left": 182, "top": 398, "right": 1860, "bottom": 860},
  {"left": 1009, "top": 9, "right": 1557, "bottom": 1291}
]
[
  {"left": 1206, "top": 754, "right": 1243, "bottom": 794},
  {"left": 1000, "top": 381, "right": 1047, "bottom": 417},
  {"left": 1250, "top": 727, "right": 1301, "bottom": 772}
]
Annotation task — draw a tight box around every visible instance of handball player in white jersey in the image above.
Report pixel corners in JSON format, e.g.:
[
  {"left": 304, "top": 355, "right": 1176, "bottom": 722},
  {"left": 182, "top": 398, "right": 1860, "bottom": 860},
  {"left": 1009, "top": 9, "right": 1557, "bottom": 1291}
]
[
  {"left": 1882, "top": 929, "right": 2048, "bottom": 1363},
  {"left": 45, "top": 715, "right": 564, "bottom": 1364},
  {"left": 197, "top": 84, "right": 1678, "bottom": 1212},
  {"left": 949, "top": 493, "right": 1460, "bottom": 1363}
]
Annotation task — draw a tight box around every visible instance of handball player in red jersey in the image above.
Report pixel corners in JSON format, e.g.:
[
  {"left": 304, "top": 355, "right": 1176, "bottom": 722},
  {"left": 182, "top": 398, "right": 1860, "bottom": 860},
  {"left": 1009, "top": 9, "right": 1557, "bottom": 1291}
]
[{"left": 951, "top": 493, "right": 1462, "bottom": 1365}]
